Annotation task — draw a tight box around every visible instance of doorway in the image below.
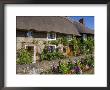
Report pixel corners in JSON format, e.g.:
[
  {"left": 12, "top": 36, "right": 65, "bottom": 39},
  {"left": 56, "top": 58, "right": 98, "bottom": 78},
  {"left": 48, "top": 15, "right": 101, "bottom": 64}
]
[{"left": 25, "top": 45, "right": 36, "bottom": 63}]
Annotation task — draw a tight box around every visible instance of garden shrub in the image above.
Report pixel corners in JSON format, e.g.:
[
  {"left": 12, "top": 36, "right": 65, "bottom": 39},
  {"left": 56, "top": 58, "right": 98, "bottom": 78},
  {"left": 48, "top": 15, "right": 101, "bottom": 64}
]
[
  {"left": 82, "top": 37, "right": 94, "bottom": 55},
  {"left": 48, "top": 40, "right": 59, "bottom": 46},
  {"left": 41, "top": 36, "right": 94, "bottom": 61},
  {"left": 16, "top": 49, "right": 33, "bottom": 65},
  {"left": 41, "top": 51, "right": 65, "bottom": 61},
  {"left": 40, "top": 54, "right": 94, "bottom": 74},
  {"left": 86, "top": 55, "right": 94, "bottom": 67},
  {"left": 59, "top": 61, "right": 70, "bottom": 74}
]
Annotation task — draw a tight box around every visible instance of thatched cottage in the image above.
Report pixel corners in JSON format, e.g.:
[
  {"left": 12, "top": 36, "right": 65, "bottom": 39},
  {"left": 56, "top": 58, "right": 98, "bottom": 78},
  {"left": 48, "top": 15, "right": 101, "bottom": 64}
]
[{"left": 16, "top": 16, "right": 94, "bottom": 63}]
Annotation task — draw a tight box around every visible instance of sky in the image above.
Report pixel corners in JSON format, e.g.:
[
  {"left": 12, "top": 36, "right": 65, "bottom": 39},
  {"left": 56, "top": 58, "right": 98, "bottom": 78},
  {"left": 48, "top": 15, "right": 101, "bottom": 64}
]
[{"left": 68, "top": 16, "right": 94, "bottom": 30}]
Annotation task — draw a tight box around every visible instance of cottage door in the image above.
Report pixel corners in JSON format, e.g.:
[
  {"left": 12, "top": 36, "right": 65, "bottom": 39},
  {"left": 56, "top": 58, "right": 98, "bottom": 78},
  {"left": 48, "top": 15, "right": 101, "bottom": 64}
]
[{"left": 66, "top": 45, "right": 73, "bottom": 56}]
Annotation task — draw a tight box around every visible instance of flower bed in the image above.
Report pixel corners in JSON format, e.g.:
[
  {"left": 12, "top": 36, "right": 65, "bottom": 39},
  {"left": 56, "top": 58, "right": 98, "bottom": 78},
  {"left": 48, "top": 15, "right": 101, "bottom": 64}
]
[
  {"left": 40, "top": 55, "right": 94, "bottom": 74},
  {"left": 16, "top": 55, "right": 94, "bottom": 74}
]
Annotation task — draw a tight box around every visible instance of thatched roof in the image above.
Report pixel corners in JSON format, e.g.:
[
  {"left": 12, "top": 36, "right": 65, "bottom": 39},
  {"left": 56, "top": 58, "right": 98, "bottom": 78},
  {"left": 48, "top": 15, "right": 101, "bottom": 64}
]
[
  {"left": 16, "top": 16, "right": 80, "bottom": 36},
  {"left": 66, "top": 17, "right": 94, "bottom": 35},
  {"left": 73, "top": 21, "right": 94, "bottom": 34}
]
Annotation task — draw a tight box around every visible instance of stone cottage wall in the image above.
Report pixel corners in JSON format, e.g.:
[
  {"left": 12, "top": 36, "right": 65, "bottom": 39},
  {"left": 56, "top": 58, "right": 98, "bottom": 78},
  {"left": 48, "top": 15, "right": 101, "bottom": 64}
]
[{"left": 16, "top": 37, "right": 47, "bottom": 50}]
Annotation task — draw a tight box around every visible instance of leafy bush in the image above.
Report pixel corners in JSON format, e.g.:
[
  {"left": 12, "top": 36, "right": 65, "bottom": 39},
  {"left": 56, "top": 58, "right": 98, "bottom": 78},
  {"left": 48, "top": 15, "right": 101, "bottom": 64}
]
[
  {"left": 82, "top": 37, "right": 94, "bottom": 55},
  {"left": 41, "top": 51, "right": 65, "bottom": 61},
  {"left": 69, "top": 36, "right": 94, "bottom": 56},
  {"left": 85, "top": 55, "right": 94, "bottom": 67},
  {"left": 16, "top": 49, "right": 33, "bottom": 65},
  {"left": 58, "top": 61, "right": 74, "bottom": 74},
  {"left": 61, "top": 37, "right": 69, "bottom": 46},
  {"left": 41, "top": 36, "right": 94, "bottom": 61},
  {"left": 41, "top": 55, "right": 94, "bottom": 74},
  {"left": 48, "top": 40, "right": 59, "bottom": 46},
  {"left": 48, "top": 37, "right": 69, "bottom": 46},
  {"left": 69, "top": 37, "right": 80, "bottom": 56},
  {"left": 59, "top": 62, "right": 69, "bottom": 74}
]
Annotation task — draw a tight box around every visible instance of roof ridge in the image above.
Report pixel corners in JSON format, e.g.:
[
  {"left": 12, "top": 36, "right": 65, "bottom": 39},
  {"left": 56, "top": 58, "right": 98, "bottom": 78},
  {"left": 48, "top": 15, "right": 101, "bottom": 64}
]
[{"left": 65, "top": 17, "right": 94, "bottom": 34}]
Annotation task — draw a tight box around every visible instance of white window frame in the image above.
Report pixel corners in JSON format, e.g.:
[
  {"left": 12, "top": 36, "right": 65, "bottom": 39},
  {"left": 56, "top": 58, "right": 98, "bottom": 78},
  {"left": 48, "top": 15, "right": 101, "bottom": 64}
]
[
  {"left": 83, "top": 34, "right": 87, "bottom": 40},
  {"left": 47, "top": 32, "right": 56, "bottom": 40},
  {"left": 67, "top": 34, "right": 73, "bottom": 41},
  {"left": 27, "top": 31, "right": 33, "bottom": 37}
]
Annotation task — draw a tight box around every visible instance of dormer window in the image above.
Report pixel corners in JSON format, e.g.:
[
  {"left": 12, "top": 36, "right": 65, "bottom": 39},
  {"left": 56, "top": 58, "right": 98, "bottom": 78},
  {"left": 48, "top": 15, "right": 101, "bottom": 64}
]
[
  {"left": 27, "top": 31, "right": 32, "bottom": 37},
  {"left": 47, "top": 32, "right": 56, "bottom": 40}
]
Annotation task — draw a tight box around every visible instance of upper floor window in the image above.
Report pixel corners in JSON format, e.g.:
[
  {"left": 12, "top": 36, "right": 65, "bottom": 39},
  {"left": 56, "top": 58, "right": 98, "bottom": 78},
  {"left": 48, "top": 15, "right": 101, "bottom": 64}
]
[
  {"left": 67, "top": 35, "right": 72, "bottom": 41},
  {"left": 83, "top": 34, "right": 87, "bottom": 40},
  {"left": 47, "top": 32, "right": 56, "bottom": 40},
  {"left": 27, "top": 31, "right": 32, "bottom": 37}
]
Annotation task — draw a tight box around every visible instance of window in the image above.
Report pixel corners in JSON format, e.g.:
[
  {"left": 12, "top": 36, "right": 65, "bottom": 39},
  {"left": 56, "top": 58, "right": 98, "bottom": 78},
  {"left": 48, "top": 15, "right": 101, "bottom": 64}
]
[
  {"left": 47, "top": 32, "right": 56, "bottom": 40},
  {"left": 27, "top": 31, "right": 32, "bottom": 37},
  {"left": 67, "top": 35, "right": 72, "bottom": 41},
  {"left": 47, "top": 45, "right": 56, "bottom": 52},
  {"left": 83, "top": 34, "right": 87, "bottom": 40},
  {"left": 16, "top": 30, "right": 27, "bottom": 37}
]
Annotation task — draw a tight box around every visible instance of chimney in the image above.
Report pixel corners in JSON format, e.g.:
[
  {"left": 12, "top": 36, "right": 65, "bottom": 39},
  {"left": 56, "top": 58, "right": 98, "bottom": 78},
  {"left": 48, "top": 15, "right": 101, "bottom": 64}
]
[
  {"left": 79, "top": 18, "right": 84, "bottom": 24},
  {"left": 79, "top": 18, "right": 86, "bottom": 33}
]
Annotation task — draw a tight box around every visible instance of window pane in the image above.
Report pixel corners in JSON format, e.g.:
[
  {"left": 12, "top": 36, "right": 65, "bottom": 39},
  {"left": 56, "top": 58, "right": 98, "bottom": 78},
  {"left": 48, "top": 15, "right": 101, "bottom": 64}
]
[
  {"left": 52, "top": 34, "right": 55, "bottom": 39},
  {"left": 48, "top": 33, "right": 55, "bottom": 39},
  {"left": 47, "top": 46, "right": 55, "bottom": 52},
  {"left": 67, "top": 35, "right": 72, "bottom": 40},
  {"left": 27, "top": 31, "right": 32, "bottom": 37},
  {"left": 48, "top": 34, "right": 51, "bottom": 39}
]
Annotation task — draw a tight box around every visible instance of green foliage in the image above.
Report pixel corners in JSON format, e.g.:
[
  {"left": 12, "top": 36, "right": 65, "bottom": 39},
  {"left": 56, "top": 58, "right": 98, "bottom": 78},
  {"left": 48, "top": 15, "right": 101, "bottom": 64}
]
[
  {"left": 61, "top": 37, "right": 69, "bottom": 46},
  {"left": 41, "top": 36, "right": 94, "bottom": 61},
  {"left": 69, "top": 37, "right": 80, "bottom": 56},
  {"left": 48, "top": 37, "right": 69, "bottom": 46},
  {"left": 77, "top": 59, "right": 83, "bottom": 69},
  {"left": 85, "top": 55, "right": 94, "bottom": 67},
  {"left": 58, "top": 61, "right": 74, "bottom": 74},
  {"left": 59, "top": 62, "right": 69, "bottom": 74},
  {"left": 40, "top": 55, "right": 94, "bottom": 74},
  {"left": 16, "top": 49, "right": 33, "bottom": 65},
  {"left": 69, "top": 36, "right": 94, "bottom": 56},
  {"left": 62, "top": 55, "right": 93, "bottom": 74},
  {"left": 48, "top": 40, "right": 59, "bottom": 46},
  {"left": 41, "top": 51, "right": 64, "bottom": 61},
  {"left": 83, "top": 37, "right": 94, "bottom": 55}
]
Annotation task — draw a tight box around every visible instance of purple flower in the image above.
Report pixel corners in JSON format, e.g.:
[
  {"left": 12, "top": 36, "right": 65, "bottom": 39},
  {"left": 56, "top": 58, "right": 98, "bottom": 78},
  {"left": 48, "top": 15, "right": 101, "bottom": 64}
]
[{"left": 74, "top": 66, "right": 80, "bottom": 74}]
